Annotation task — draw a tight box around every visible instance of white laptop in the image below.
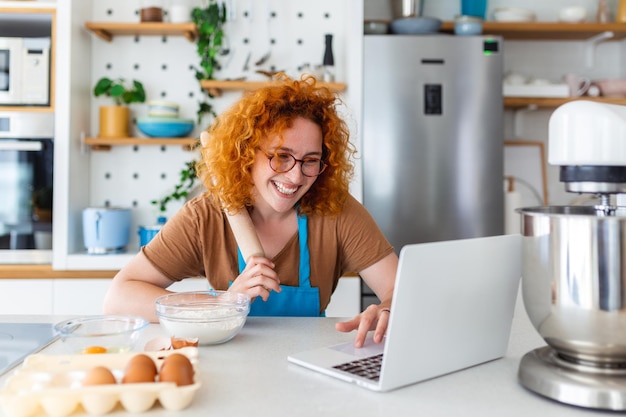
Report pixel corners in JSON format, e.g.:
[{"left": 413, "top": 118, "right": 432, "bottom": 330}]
[{"left": 288, "top": 234, "right": 522, "bottom": 392}]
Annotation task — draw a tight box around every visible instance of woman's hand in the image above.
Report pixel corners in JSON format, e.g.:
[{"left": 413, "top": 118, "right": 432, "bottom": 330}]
[
  {"left": 335, "top": 304, "right": 391, "bottom": 348},
  {"left": 229, "top": 256, "right": 281, "bottom": 301}
]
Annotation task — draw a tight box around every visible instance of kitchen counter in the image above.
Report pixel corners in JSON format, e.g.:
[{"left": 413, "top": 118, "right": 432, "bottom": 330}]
[{"left": 0, "top": 296, "right": 619, "bottom": 417}]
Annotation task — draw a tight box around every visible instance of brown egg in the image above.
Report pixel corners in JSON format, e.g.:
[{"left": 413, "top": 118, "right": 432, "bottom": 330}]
[
  {"left": 126, "top": 353, "right": 158, "bottom": 375},
  {"left": 83, "top": 366, "right": 117, "bottom": 386},
  {"left": 122, "top": 354, "right": 158, "bottom": 384},
  {"left": 159, "top": 353, "right": 194, "bottom": 386}
]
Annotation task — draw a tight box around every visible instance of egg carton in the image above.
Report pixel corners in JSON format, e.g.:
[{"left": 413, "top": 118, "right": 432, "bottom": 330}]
[{"left": 0, "top": 347, "right": 201, "bottom": 417}]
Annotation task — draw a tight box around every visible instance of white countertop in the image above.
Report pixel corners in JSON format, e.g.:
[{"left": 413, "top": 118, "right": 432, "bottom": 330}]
[{"left": 0, "top": 296, "right": 619, "bottom": 417}]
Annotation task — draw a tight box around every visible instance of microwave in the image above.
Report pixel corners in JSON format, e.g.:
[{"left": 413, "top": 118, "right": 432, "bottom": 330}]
[{"left": 0, "top": 37, "right": 50, "bottom": 106}]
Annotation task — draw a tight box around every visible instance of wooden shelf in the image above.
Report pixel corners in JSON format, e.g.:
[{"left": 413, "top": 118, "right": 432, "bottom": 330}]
[
  {"left": 504, "top": 96, "right": 626, "bottom": 109},
  {"left": 84, "top": 137, "right": 199, "bottom": 151},
  {"left": 200, "top": 80, "right": 347, "bottom": 96},
  {"left": 0, "top": 106, "right": 54, "bottom": 112},
  {"left": 440, "top": 21, "right": 626, "bottom": 40},
  {"left": 84, "top": 22, "right": 197, "bottom": 42}
]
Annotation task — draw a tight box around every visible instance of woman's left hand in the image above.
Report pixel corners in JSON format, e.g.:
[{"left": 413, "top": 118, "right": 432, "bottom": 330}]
[{"left": 335, "top": 304, "right": 391, "bottom": 348}]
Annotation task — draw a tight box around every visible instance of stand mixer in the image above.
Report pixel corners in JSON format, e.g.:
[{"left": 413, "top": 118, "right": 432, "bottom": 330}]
[{"left": 517, "top": 100, "right": 626, "bottom": 410}]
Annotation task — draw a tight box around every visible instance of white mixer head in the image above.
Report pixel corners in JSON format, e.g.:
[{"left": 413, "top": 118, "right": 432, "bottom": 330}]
[{"left": 549, "top": 100, "right": 626, "bottom": 195}]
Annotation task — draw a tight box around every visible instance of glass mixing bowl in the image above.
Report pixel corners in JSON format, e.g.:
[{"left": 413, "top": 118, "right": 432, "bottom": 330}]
[
  {"left": 54, "top": 315, "right": 149, "bottom": 354},
  {"left": 155, "top": 290, "right": 251, "bottom": 345}
]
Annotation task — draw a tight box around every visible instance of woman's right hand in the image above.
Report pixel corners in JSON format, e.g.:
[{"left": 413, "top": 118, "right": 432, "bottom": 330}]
[{"left": 229, "top": 256, "right": 281, "bottom": 301}]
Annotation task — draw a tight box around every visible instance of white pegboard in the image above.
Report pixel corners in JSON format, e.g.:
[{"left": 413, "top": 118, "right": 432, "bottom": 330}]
[{"left": 87, "top": 0, "right": 352, "bottom": 247}]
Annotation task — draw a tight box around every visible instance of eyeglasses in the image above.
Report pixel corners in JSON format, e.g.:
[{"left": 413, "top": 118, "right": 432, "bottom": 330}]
[{"left": 264, "top": 151, "right": 327, "bottom": 177}]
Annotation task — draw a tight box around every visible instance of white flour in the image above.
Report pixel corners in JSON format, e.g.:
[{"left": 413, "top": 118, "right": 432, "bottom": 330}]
[{"left": 159, "top": 307, "right": 246, "bottom": 345}]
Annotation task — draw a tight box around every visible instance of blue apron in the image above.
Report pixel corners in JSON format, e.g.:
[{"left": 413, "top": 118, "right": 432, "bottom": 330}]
[{"left": 237, "top": 213, "right": 323, "bottom": 317}]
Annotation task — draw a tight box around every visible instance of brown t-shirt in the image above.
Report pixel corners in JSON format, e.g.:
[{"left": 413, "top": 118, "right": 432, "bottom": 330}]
[{"left": 143, "top": 193, "right": 394, "bottom": 313}]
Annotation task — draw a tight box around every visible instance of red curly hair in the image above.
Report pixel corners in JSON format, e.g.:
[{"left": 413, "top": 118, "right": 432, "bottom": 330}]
[{"left": 197, "top": 75, "right": 356, "bottom": 216}]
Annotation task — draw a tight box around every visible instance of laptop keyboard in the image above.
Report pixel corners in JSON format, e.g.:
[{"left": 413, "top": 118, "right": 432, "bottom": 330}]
[{"left": 332, "top": 353, "right": 384, "bottom": 381}]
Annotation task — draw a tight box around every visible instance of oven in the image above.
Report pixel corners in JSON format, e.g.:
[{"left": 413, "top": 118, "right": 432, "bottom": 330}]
[{"left": 0, "top": 112, "right": 54, "bottom": 263}]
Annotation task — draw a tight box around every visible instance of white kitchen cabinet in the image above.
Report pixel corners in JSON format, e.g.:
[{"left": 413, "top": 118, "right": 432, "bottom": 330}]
[
  {"left": 52, "top": 279, "right": 111, "bottom": 315},
  {"left": 0, "top": 278, "right": 110, "bottom": 316},
  {"left": 0, "top": 280, "right": 53, "bottom": 315},
  {"left": 0, "top": 276, "right": 358, "bottom": 317}
]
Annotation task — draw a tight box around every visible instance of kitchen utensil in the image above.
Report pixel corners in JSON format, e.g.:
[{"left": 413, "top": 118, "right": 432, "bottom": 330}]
[
  {"left": 242, "top": 51, "right": 251, "bottom": 72},
  {"left": 54, "top": 315, "right": 149, "bottom": 354},
  {"left": 200, "top": 131, "right": 264, "bottom": 262},
  {"left": 519, "top": 206, "right": 626, "bottom": 362},
  {"left": 219, "top": 33, "right": 231, "bottom": 56},
  {"left": 82, "top": 207, "right": 131, "bottom": 254},
  {"left": 255, "top": 50, "right": 271, "bottom": 66},
  {"left": 517, "top": 101, "right": 626, "bottom": 410},
  {"left": 390, "top": 16, "right": 442, "bottom": 34},
  {"left": 155, "top": 290, "right": 251, "bottom": 345}
]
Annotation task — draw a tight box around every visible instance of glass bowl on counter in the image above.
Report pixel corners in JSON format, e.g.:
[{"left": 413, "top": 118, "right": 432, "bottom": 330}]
[
  {"left": 155, "top": 290, "right": 251, "bottom": 345},
  {"left": 54, "top": 315, "right": 149, "bottom": 354}
]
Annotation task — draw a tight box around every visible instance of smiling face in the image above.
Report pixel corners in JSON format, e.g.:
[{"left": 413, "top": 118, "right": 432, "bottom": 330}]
[{"left": 250, "top": 117, "right": 323, "bottom": 216}]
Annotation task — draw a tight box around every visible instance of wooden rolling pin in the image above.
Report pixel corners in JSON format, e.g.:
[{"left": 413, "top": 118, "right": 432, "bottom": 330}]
[{"left": 200, "top": 131, "right": 265, "bottom": 262}]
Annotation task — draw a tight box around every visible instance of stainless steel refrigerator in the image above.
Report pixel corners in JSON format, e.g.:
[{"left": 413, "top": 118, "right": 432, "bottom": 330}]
[{"left": 361, "top": 35, "right": 504, "bottom": 307}]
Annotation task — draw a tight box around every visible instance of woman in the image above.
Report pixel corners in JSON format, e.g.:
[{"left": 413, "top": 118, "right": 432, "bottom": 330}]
[{"left": 103, "top": 75, "right": 397, "bottom": 348}]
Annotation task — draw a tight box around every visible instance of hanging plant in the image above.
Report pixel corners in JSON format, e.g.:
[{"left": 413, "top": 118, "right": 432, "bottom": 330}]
[
  {"left": 192, "top": 0, "right": 227, "bottom": 126},
  {"left": 151, "top": 160, "right": 200, "bottom": 213}
]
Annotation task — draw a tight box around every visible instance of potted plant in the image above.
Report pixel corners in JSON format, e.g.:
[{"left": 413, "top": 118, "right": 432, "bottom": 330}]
[
  {"left": 192, "top": 1, "right": 227, "bottom": 126},
  {"left": 93, "top": 77, "right": 146, "bottom": 138}
]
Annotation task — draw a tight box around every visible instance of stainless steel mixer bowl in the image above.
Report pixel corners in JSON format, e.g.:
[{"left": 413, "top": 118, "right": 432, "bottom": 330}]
[{"left": 518, "top": 206, "right": 626, "bottom": 365}]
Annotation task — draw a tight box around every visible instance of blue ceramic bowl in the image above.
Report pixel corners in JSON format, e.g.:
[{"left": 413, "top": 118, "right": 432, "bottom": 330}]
[
  {"left": 390, "top": 17, "right": 442, "bottom": 34},
  {"left": 137, "top": 117, "right": 194, "bottom": 138}
]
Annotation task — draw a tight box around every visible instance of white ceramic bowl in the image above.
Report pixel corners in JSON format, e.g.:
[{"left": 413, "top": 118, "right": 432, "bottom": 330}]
[
  {"left": 492, "top": 7, "right": 536, "bottom": 22},
  {"left": 147, "top": 100, "right": 179, "bottom": 118},
  {"left": 558, "top": 6, "right": 587, "bottom": 23},
  {"left": 155, "top": 291, "right": 251, "bottom": 345},
  {"left": 54, "top": 315, "right": 149, "bottom": 354}
]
